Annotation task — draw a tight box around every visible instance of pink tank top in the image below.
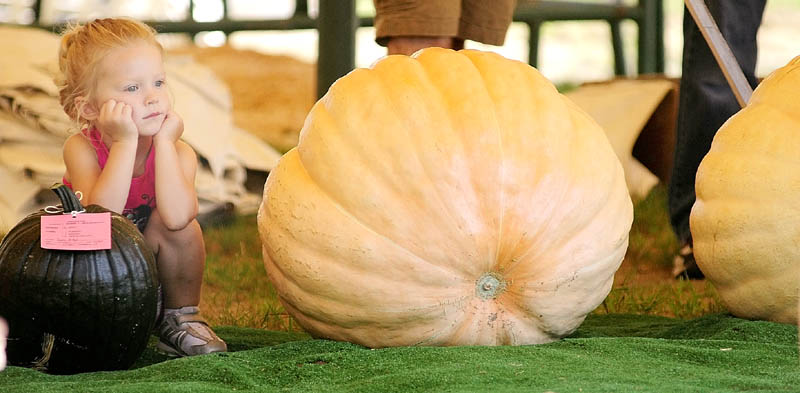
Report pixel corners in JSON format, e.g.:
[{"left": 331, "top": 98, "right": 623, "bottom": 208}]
[{"left": 63, "top": 128, "right": 157, "bottom": 221}]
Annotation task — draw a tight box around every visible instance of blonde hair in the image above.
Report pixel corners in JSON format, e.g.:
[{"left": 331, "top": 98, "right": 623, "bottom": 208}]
[{"left": 56, "top": 18, "right": 162, "bottom": 129}]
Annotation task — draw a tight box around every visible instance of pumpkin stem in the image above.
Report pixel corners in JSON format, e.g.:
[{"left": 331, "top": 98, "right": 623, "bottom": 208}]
[
  {"left": 475, "top": 272, "right": 507, "bottom": 300},
  {"left": 31, "top": 333, "right": 55, "bottom": 371},
  {"left": 50, "top": 183, "right": 85, "bottom": 214}
]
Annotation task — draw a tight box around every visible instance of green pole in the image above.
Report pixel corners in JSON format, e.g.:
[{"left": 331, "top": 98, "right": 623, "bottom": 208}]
[
  {"left": 655, "top": 0, "right": 665, "bottom": 72},
  {"left": 317, "top": 0, "right": 357, "bottom": 99},
  {"left": 637, "top": 0, "right": 659, "bottom": 74},
  {"left": 528, "top": 20, "right": 541, "bottom": 68},
  {"left": 610, "top": 20, "right": 627, "bottom": 75}
]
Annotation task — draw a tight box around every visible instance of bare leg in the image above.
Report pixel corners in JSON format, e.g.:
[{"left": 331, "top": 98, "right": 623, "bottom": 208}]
[
  {"left": 144, "top": 210, "right": 225, "bottom": 356},
  {"left": 144, "top": 208, "right": 206, "bottom": 308},
  {"left": 387, "top": 36, "right": 465, "bottom": 55}
]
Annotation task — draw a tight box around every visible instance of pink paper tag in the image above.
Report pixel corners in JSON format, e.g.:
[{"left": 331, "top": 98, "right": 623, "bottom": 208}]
[{"left": 40, "top": 212, "right": 112, "bottom": 250}]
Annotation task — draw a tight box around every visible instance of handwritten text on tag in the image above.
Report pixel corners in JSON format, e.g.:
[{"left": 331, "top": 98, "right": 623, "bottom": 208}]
[{"left": 41, "top": 212, "right": 112, "bottom": 250}]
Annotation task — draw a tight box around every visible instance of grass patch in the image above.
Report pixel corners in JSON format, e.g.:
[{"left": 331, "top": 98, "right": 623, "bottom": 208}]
[
  {"left": 199, "top": 214, "right": 298, "bottom": 331},
  {"left": 601, "top": 280, "right": 724, "bottom": 319},
  {"left": 626, "top": 183, "right": 681, "bottom": 269},
  {"left": 597, "top": 184, "right": 725, "bottom": 319}
]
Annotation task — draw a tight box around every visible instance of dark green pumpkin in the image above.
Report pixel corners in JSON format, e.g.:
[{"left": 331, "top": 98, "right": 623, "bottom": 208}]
[{"left": 0, "top": 184, "right": 159, "bottom": 374}]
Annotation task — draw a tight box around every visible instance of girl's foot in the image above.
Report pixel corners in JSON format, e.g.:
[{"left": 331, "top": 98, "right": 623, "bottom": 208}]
[{"left": 156, "top": 306, "right": 227, "bottom": 357}]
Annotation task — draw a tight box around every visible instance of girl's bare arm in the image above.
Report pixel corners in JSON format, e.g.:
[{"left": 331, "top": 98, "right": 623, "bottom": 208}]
[
  {"left": 63, "top": 133, "right": 137, "bottom": 213},
  {"left": 63, "top": 100, "right": 140, "bottom": 213},
  {"left": 153, "top": 139, "right": 198, "bottom": 230},
  {"left": 153, "top": 111, "right": 199, "bottom": 230}
]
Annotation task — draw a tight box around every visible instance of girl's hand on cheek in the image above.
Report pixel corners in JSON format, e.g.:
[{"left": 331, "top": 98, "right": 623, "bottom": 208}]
[
  {"left": 155, "top": 110, "right": 184, "bottom": 144},
  {"left": 97, "top": 99, "right": 138, "bottom": 143}
]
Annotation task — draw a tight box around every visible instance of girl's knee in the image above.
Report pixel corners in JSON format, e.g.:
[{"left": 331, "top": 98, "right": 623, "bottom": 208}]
[{"left": 144, "top": 209, "right": 203, "bottom": 248}]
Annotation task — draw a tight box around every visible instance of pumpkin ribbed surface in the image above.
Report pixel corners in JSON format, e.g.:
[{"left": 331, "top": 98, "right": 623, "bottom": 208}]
[
  {"left": 257, "top": 48, "right": 633, "bottom": 347},
  {"left": 0, "top": 196, "right": 159, "bottom": 373},
  {"left": 690, "top": 56, "right": 800, "bottom": 324}
]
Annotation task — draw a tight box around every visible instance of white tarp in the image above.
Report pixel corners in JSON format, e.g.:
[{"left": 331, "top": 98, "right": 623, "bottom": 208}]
[
  {"left": 566, "top": 79, "right": 673, "bottom": 200},
  {"left": 0, "top": 26, "right": 280, "bottom": 232}
]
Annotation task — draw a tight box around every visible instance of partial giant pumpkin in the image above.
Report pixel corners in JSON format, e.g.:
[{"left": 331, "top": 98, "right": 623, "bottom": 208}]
[
  {"left": 257, "top": 48, "right": 633, "bottom": 346},
  {"left": 690, "top": 56, "right": 800, "bottom": 325}
]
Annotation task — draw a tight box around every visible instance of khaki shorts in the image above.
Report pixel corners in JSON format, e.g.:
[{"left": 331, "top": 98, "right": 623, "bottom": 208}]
[{"left": 374, "top": 0, "right": 517, "bottom": 46}]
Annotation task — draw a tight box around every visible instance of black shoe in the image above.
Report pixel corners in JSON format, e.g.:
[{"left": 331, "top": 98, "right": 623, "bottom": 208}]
[{"left": 672, "top": 243, "right": 704, "bottom": 280}]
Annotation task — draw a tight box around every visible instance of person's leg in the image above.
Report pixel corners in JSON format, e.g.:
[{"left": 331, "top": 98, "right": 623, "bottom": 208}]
[
  {"left": 374, "top": 0, "right": 462, "bottom": 55},
  {"left": 669, "top": 0, "right": 765, "bottom": 278},
  {"left": 459, "top": 0, "right": 517, "bottom": 46},
  {"left": 387, "top": 36, "right": 462, "bottom": 56},
  {"left": 145, "top": 209, "right": 205, "bottom": 308},
  {"left": 144, "top": 209, "right": 226, "bottom": 356}
]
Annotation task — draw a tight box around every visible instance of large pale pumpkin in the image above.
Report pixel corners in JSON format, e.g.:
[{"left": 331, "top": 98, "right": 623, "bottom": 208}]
[
  {"left": 690, "top": 56, "right": 800, "bottom": 324},
  {"left": 257, "top": 48, "right": 633, "bottom": 347}
]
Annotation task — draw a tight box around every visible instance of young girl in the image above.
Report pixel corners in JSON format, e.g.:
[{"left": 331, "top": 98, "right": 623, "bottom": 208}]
[{"left": 57, "top": 18, "right": 226, "bottom": 357}]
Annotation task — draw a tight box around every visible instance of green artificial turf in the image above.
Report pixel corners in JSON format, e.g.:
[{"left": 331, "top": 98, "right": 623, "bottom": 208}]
[{"left": 1, "top": 313, "right": 797, "bottom": 392}]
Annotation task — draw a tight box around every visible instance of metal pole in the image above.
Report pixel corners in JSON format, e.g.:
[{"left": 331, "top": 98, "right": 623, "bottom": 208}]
[
  {"left": 316, "top": 0, "right": 357, "bottom": 99},
  {"left": 655, "top": 0, "right": 665, "bottom": 72},
  {"left": 32, "top": 0, "right": 42, "bottom": 24},
  {"left": 637, "top": 0, "right": 658, "bottom": 74},
  {"left": 528, "top": 20, "right": 541, "bottom": 68},
  {"left": 610, "top": 20, "right": 626, "bottom": 75}
]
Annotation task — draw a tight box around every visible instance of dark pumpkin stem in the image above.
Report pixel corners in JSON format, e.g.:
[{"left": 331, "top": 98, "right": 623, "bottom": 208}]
[{"left": 50, "top": 183, "right": 85, "bottom": 213}]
